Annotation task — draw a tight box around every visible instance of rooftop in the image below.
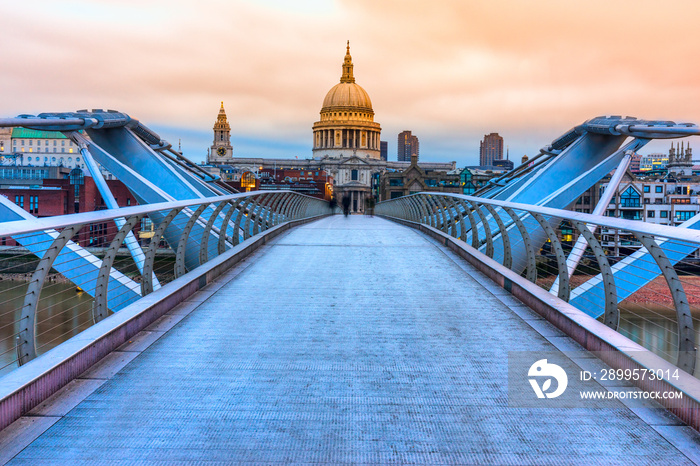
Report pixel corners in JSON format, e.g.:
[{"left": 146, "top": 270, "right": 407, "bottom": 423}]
[{"left": 11, "top": 128, "right": 70, "bottom": 139}]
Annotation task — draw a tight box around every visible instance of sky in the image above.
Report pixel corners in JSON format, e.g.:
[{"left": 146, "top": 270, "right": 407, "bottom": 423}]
[{"left": 2, "top": 0, "right": 700, "bottom": 166}]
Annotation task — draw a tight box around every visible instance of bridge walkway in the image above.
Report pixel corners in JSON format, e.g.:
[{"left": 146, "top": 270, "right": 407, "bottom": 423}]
[{"left": 1, "top": 215, "right": 698, "bottom": 464}]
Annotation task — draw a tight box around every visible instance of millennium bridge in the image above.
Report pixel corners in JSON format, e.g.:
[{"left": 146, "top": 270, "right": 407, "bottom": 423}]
[{"left": 0, "top": 112, "right": 698, "bottom": 463}]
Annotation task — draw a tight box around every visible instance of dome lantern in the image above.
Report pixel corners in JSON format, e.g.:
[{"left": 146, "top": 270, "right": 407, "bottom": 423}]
[{"left": 340, "top": 40, "right": 355, "bottom": 84}]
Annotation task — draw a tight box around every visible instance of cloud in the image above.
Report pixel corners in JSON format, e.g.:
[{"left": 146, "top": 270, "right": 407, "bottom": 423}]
[{"left": 1, "top": 0, "right": 699, "bottom": 165}]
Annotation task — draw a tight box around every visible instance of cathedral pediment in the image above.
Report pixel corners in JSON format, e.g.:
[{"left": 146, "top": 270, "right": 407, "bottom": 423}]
[{"left": 339, "top": 156, "right": 370, "bottom": 166}]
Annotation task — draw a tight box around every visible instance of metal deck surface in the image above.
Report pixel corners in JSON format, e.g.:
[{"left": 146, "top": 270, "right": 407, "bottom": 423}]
[{"left": 3, "top": 215, "right": 699, "bottom": 464}]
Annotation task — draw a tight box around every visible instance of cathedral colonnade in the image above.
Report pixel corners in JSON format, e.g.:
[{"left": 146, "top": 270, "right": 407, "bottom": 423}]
[{"left": 314, "top": 128, "right": 380, "bottom": 150}]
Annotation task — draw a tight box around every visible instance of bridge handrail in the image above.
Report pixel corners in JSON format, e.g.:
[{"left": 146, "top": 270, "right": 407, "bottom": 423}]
[
  {"left": 0, "top": 190, "right": 324, "bottom": 237},
  {"left": 383, "top": 192, "right": 700, "bottom": 245},
  {"left": 0, "top": 190, "right": 330, "bottom": 372},
  {"left": 376, "top": 192, "right": 700, "bottom": 377}
]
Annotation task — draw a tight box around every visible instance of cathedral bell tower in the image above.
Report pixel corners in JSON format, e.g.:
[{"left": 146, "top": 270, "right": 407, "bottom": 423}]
[{"left": 208, "top": 102, "right": 233, "bottom": 163}]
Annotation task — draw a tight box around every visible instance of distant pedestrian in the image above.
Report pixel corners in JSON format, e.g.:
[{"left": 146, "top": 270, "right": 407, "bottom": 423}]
[
  {"left": 364, "top": 197, "right": 375, "bottom": 217},
  {"left": 329, "top": 197, "right": 337, "bottom": 212},
  {"left": 341, "top": 195, "right": 350, "bottom": 216}
]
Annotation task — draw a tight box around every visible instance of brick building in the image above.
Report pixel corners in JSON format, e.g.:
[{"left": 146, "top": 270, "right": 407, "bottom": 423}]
[{"left": 0, "top": 167, "right": 137, "bottom": 247}]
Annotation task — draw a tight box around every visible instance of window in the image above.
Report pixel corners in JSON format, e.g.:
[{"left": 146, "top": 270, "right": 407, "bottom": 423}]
[
  {"left": 29, "top": 196, "right": 38, "bottom": 214},
  {"left": 141, "top": 217, "right": 153, "bottom": 232},
  {"left": 647, "top": 211, "right": 655, "bottom": 218},
  {"left": 620, "top": 187, "right": 641, "bottom": 207},
  {"left": 561, "top": 227, "right": 573, "bottom": 242},
  {"left": 351, "top": 169, "right": 358, "bottom": 181},
  {"left": 660, "top": 211, "right": 668, "bottom": 218},
  {"left": 675, "top": 211, "right": 695, "bottom": 222},
  {"left": 672, "top": 198, "right": 690, "bottom": 205},
  {"left": 643, "top": 185, "right": 650, "bottom": 193},
  {"left": 14, "top": 195, "right": 24, "bottom": 208},
  {"left": 655, "top": 186, "right": 663, "bottom": 193}
]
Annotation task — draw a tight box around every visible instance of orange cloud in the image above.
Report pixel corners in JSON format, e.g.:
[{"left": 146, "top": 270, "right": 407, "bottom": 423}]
[{"left": 1, "top": 0, "right": 698, "bottom": 163}]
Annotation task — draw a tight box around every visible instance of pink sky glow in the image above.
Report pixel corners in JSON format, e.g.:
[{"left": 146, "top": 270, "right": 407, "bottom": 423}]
[{"left": 2, "top": 0, "right": 699, "bottom": 164}]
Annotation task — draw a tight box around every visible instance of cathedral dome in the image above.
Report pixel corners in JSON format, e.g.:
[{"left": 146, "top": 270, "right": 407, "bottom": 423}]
[
  {"left": 322, "top": 83, "right": 373, "bottom": 113},
  {"left": 320, "top": 41, "right": 374, "bottom": 116},
  {"left": 312, "top": 41, "right": 381, "bottom": 161}
]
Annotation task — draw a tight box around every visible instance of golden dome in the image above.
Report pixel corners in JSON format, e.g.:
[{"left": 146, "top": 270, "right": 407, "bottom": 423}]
[
  {"left": 322, "top": 83, "right": 373, "bottom": 113},
  {"left": 320, "top": 41, "right": 374, "bottom": 115}
]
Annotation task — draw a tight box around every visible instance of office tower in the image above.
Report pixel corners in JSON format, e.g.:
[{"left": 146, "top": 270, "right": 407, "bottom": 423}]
[
  {"left": 479, "top": 133, "right": 503, "bottom": 167},
  {"left": 398, "top": 131, "right": 419, "bottom": 162}
]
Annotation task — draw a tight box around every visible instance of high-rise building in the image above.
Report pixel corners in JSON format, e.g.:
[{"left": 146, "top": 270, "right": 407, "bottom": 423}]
[
  {"left": 479, "top": 133, "right": 503, "bottom": 167},
  {"left": 380, "top": 141, "right": 388, "bottom": 161},
  {"left": 398, "top": 131, "right": 419, "bottom": 162}
]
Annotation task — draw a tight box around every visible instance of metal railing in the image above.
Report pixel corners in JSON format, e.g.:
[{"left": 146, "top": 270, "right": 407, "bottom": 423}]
[
  {"left": 376, "top": 192, "right": 700, "bottom": 376},
  {"left": 0, "top": 190, "right": 329, "bottom": 375}
]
